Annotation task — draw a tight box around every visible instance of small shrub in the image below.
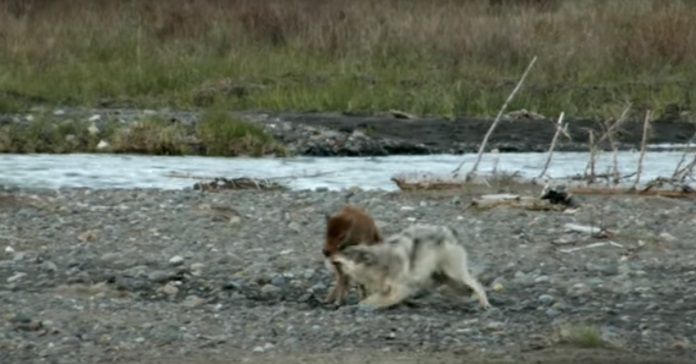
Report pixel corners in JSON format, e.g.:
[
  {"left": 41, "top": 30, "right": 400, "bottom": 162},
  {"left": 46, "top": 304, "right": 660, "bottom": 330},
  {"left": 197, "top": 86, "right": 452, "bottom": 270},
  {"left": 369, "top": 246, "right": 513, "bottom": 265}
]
[
  {"left": 561, "top": 324, "right": 605, "bottom": 348},
  {"left": 196, "top": 108, "right": 286, "bottom": 157}
]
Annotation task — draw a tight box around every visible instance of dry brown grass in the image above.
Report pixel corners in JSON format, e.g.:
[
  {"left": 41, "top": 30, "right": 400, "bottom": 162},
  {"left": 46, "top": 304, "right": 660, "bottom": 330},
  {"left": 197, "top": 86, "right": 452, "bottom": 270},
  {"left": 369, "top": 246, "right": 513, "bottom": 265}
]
[{"left": 0, "top": 0, "right": 695, "bottom": 117}]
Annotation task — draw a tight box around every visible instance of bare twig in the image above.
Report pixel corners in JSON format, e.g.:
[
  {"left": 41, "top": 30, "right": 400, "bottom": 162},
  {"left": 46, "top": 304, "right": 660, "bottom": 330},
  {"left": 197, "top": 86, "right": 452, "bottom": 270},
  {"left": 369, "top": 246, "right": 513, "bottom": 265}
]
[
  {"left": 676, "top": 153, "right": 696, "bottom": 182},
  {"left": 584, "top": 130, "right": 598, "bottom": 184},
  {"left": 605, "top": 131, "right": 620, "bottom": 184},
  {"left": 538, "top": 111, "right": 566, "bottom": 179},
  {"left": 452, "top": 55, "right": 538, "bottom": 178},
  {"left": 595, "top": 103, "right": 631, "bottom": 146},
  {"left": 606, "top": 105, "right": 631, "bottom": 184},
  {"left": 671, "top": 131, "right": 696, "bottom": 180},
  {"left": 634, "top": 109, "right": 652, "bottom": 188}
]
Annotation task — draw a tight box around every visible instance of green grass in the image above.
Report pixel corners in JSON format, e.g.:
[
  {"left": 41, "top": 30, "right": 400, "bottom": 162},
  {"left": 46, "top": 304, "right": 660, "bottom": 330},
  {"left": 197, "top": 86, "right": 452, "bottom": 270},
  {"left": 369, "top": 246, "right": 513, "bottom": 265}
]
[
  {"left": 1, "top": 0, "right": 695, "bottom": 119},
  {"left": 0, "top": 110, "right": 284, "bottom": 157},
  {"left": 0, "top": 114, "right": 104, "bottom": 153},
  {"left": 196, "top": 108, "right": 287, "bottom": 157}
]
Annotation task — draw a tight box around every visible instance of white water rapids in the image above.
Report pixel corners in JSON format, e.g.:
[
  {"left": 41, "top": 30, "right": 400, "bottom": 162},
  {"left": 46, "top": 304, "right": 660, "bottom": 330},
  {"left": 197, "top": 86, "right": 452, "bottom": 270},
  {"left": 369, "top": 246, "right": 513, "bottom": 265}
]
[{"left": 1, "top": 147, "right": 694, "bottom": 191}]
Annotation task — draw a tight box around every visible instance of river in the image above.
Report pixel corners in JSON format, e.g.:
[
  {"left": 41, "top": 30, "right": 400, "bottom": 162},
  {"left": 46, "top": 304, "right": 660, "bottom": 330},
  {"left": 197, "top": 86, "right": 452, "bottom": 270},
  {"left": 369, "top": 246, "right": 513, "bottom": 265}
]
[{"left": 1, "top": 148, "right": 693, "bottom": 191}]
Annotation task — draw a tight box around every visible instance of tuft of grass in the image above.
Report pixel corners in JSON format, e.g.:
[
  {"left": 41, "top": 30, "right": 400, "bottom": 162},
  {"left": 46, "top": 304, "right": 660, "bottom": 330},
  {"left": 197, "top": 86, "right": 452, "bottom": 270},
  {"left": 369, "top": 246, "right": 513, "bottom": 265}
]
[
  {"left": 196, "top": 108, "right": 287, "bottom": 157},
  {"left": 0, "top": 0, "right": 695, "bottom": 119},
  {"left": 110, "top": 116, "right": 191, "bottom": 155},
  {"left": 560, "top": 324, "right": 606, "bottom": 348}
]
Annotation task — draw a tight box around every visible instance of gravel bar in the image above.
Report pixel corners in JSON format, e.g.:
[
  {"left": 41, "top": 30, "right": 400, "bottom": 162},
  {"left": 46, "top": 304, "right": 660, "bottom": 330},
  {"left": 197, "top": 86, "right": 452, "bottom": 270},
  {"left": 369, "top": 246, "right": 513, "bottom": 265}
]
[{"left": 1, "top": 187, "right": 695, "bottom": 363}]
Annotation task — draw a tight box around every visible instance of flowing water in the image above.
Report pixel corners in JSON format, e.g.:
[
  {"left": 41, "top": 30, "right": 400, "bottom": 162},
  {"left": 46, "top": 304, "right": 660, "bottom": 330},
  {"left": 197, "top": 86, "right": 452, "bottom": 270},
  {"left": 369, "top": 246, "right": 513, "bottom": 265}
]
[{"left": 1, "top": 148, "right": 693, "bottom": 191}]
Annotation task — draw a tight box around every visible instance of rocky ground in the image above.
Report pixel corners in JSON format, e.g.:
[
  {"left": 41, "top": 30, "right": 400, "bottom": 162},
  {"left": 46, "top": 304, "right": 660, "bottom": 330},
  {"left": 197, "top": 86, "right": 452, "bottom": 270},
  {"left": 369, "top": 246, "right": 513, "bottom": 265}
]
[
  {"left": 3, "top": 107, "right": 696, "bottom": 156},
  {"left": 1, "top": 186, "right": 696, "bottom": 363}
]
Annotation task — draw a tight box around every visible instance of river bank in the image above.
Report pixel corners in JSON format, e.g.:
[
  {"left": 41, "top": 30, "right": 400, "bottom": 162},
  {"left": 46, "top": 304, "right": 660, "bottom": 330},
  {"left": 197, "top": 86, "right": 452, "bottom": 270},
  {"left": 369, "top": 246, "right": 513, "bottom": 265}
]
[
  {"left": 2, "top": 107, "right": 695, "bottom": 157},
  {"left": 1, "top": 187, "right": 695, "bottom": 363}
]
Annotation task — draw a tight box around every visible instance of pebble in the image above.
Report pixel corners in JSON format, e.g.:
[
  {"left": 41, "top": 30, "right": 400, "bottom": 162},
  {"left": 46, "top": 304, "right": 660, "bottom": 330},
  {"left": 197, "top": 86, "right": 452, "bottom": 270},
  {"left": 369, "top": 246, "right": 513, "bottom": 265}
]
[
  {"left": 148, "top": 270, "right": 172, "bottom": 283},
  {"left": 486, "top": 321, "right": 506, "bottom": 330},
  {"left": 161, "top": 283, "right": 179, "bottom": 296},
  {"left": 181, "top": 295, "right": 206, "bottom": 308},
  {"left": 538, "top": 294, "right": 555, "bottom": 306},
  {"left": 252, "top": 343, "right": 275, "bottom": 353},
  {"left": 7, "top": 272, "right": 27, "bottom": 282},
  {"left": 169, "top": 255, "right": 185, "bottom": 266},
  {"left": 100, "top": 252, "right": 122, "bottom": 262},
  {"left": 261, "top": 284, "right": 281, "bottom": 295},
  {"left": 270, "top": 275, "right": 286, "bottom": 287},
  {"left": 190, "top": 263, "right": 205, "bottom": 275},
  {"left": 40, "top": 261, "right": 58, "bottom": 273}
]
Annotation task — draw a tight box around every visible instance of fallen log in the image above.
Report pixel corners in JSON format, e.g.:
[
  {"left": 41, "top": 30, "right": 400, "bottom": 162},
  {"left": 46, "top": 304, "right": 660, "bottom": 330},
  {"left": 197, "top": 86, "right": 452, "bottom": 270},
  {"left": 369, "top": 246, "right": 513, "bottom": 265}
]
[
  {"left": 566, "top": 186, "right": 696, "bottom": 198},
  {"left": 471, "top": 194, "right": 567, "bottom": 211},
  {"left": 563, "top": 223, "right": 613, "bottom": 238},
  {"left": 391, "top": 176, "right": 696, "bottom": 199},
  {"left": 390, "top": 177, "right": 466, "bottom": 191}
]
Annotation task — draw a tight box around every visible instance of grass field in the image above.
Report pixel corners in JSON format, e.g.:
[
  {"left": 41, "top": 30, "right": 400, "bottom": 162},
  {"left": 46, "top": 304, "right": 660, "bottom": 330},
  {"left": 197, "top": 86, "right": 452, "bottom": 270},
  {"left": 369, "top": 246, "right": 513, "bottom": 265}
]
[{"left": 1, "top": 0, "right": 695, "bottom": 120}]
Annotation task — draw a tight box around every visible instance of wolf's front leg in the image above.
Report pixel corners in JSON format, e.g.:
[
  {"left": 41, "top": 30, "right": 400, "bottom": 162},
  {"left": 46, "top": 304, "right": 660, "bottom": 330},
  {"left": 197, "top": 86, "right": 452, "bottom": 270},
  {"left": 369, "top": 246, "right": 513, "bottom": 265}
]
[{"left": 324, "top": 262, "right": 349, "bottom": 305}]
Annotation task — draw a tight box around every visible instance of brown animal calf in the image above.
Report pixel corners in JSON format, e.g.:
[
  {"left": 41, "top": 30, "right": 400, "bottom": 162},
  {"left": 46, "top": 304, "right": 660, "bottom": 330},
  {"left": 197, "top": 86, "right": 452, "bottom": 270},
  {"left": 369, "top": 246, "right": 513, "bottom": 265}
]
[{"left": 323, "top": 205, "right": 383, "bottom": 305}]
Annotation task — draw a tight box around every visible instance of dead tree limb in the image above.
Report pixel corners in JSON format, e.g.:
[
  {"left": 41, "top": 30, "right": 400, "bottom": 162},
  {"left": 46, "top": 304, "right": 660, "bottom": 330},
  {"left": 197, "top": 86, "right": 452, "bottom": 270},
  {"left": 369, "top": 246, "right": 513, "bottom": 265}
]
[
  {"left": 452, "top": 55, "right": 538, "bottom": 178},
  {"left": 634, "top": 109, "right": 652, "bottom": 188},
  {"left": 584, "top": 130, "right": 598, "bottom": 184},
  {"left": 538, "top": 111, "right": 566, "bottom": 179}
]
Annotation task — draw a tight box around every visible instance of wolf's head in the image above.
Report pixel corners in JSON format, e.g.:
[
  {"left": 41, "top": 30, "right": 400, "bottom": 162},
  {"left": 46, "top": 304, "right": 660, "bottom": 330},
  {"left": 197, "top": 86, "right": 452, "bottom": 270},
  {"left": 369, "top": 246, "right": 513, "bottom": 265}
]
[{"left": 331, "top": 245, "right": 377, "bottom": 273}]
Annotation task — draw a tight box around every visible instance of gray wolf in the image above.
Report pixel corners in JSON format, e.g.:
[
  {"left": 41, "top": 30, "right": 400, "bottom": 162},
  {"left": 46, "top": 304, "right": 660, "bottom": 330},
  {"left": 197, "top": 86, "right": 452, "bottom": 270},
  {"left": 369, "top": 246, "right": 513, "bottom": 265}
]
[
  {"left": 322, "top": 204, "right": 383, "bottom": 306},
  {"left": 330, "top": 224, "right": 492, "bottom": 310}
]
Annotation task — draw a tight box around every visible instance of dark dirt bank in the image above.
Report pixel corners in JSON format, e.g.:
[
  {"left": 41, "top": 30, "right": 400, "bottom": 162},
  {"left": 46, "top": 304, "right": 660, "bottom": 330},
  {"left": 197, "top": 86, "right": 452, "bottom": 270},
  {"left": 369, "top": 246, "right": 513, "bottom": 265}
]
[
  {"left": 263, "top": 110, "right": 696, "bottom": 155},
  {"left": 1, "top": 187, "right": 696, "bottom": 364},
  {"left": 2, "top": 108, "right": 696, "bottom": 157}
]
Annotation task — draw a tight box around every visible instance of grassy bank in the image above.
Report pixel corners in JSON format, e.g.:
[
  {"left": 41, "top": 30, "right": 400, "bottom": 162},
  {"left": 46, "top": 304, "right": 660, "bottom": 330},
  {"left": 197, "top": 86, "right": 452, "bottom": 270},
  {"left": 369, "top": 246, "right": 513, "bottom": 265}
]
[
  {"left": 0, "top": 108, "right": 287, "bottom": 156},
  {"left": 1, "top": 0, "right": 695, "bottom": 119}
]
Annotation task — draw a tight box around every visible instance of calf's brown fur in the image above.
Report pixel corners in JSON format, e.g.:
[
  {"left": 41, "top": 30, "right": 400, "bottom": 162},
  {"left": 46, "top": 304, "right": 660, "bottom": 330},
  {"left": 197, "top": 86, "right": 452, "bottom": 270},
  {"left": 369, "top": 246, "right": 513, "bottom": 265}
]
[{"left": 323, "top": 205, "right": 382, "bottom": 305}]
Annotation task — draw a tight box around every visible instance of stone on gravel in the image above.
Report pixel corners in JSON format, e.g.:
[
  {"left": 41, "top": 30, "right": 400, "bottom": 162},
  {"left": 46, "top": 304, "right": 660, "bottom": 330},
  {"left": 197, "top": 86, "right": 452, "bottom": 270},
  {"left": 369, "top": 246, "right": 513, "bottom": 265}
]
[
  {"left": 148, "top": 270, "right": 172, "bottom": 283},
  {"left": 169, "top": 255, "right": 185, "bottom": 266}
]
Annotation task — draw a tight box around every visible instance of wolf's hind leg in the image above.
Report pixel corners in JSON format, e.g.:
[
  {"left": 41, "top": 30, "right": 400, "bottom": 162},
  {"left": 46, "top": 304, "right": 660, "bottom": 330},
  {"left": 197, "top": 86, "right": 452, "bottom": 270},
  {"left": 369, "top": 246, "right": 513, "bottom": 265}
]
[
  {"left": 442, "top": 255, "right": 492, "bottom": 310},
  {"left": 359, "top": 283, "right": 415, "bottom": 309}
]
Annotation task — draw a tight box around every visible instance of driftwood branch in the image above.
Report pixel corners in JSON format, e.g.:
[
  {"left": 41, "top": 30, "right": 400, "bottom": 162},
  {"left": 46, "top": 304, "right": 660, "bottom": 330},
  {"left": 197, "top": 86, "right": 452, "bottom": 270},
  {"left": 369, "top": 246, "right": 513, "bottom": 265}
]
[
  {"left": 538, "top": 111, "right": 566, "bottom": 179},
  {"left": 634, "top": 109, "right": 652, "bottom": 188},
  {"left": 563, "top": 223, "right": 613, "bottom": 238},
  {"left": 452, "top": 55, "right": 538, "bottom": 178},
  {"left": 471, "top": 193, "right": 567, "bottom": 211},
  {"left": 558, "top": 241, "right": 624, "bottom": 254}
]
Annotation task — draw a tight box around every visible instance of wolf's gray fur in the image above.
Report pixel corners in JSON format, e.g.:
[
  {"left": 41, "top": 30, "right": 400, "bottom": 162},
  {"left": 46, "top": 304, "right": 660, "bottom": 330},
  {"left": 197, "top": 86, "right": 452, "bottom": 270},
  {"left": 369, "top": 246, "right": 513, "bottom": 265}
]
[{"left": 331, "top": 224, "right": 492, "bottom": 310}]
